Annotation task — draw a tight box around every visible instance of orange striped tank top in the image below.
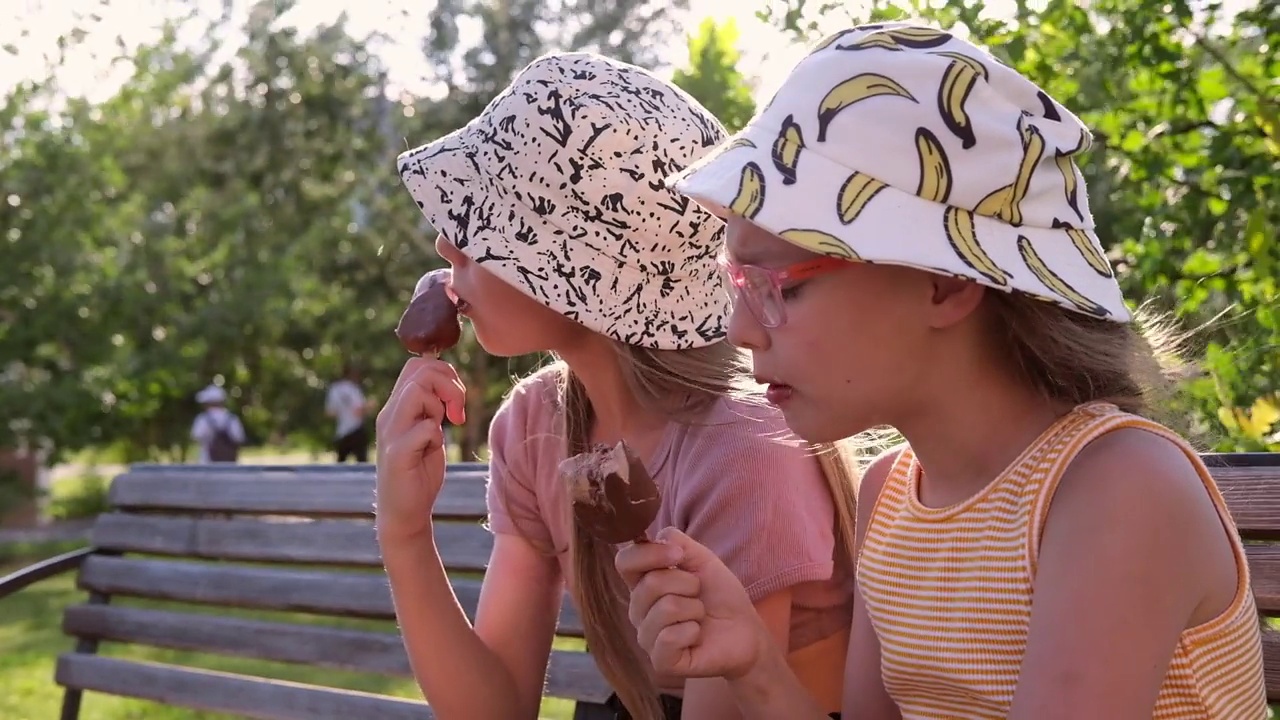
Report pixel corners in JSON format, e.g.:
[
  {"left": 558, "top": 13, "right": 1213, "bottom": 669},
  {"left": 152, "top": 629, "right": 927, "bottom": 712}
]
[{"left": 857, "top": 402, "right": 1266, "bottom": 719}]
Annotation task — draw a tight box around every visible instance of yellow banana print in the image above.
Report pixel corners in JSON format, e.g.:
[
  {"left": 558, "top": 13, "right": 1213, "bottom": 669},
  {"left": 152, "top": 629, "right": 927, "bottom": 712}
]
[
  {"left": 930, "top": 51, "right": 989, "bottom": 80},
  {"left": 1053, "top": 150, "right": 1083, "bottom": 222},
  {"left": 810, "top": 28, "right": 857, "bottom": 54},
  {"left": 724, "top": 137, "right": 757, "bottom": 151},
  {"left": 915, "top": 127, "right": 952, "bottom": 204},
  {"left": 780, "top": 229, "right": 861, "bottom": 261},
  {"left": 837, "top": 171, "right": 888, "bottom": 225},
  {"left": 839, "top": 26, "right": 952, "bottom": 52},
  {"left": 944, "top": 207, "right": 1010, "bottom": 286},
  {"left": 1052, "top": 218, "right": 1112, "bottom": 278},
  {"left": 772, "top": 114, "right": 804, "bottom": 186},
  {"left": 1078, "top": 128, "right": 1094, "bottom": 154},
  {"left": 937, "top": 58, "right": 985, "bottom": 149},
  {"left": 729, "top": 162, "right": 766, "bottom": 219},
  {"left": 816, "top": 73, "right": 918, "bottom": 142},
  {"left": 1017, "top": 235, "right": 1109, "bottom": 318},
  {"left": 1053, "top": 132, "right": 1089, "bottom": 221},
  {"left": 974, "top": 122, "right": 1045, "bottom": 226}
]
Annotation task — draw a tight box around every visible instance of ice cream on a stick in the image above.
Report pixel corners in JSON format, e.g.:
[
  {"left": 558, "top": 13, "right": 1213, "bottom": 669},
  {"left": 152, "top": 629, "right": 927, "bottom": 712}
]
[
  {"left": 560, "top": 440, "right": 660, "bottom": 544},
  {"left": 396, "top": 269, "right": 461, "bottom": 356}
]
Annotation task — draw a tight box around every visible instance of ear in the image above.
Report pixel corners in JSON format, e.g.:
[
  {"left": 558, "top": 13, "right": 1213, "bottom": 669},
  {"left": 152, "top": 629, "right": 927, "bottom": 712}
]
[{"left": 927, "top": 275, "right": 986, "bottom": 329}]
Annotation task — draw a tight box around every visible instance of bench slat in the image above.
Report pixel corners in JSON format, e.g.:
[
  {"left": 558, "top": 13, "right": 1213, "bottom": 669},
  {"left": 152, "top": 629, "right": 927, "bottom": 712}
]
[
  {"left": 108, "top": 471, "right": 487, "bottom": 518},
  {"left": 62, "top": 604, "right": 610, "bottom": 702},
  {"left": 1215, "top": 467, "right": 1280, "bottom": 540},
  {"left": 90, "top": 514, "right": 493, "bottom": 571},
  {"left": 77, "top": 555, "right": 584, "bottom": 636},
  {"left": 55, "top": 654, "right": 432, "bottom": 720},
  {"left": 1246, "top": 544, "right": 1280, "bottom": 614}
]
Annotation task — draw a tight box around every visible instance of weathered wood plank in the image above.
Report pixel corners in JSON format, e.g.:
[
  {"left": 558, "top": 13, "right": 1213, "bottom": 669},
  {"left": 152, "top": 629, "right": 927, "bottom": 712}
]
[
  {"left": 108, "top": 471, "right": 487, "bottom": 518},
  {"left": 1216, "top": 466, "right": 1280, "bottom": 540},
  {"left": 77, "top": 555, "right": 584, "bottom": 636},
  {"left": 1246, "top": 544, "right": 1280, "bottom": 614},
  {"left": 62, "top": 604, "right": 610, "bottom": 702},
  {"left": 55, "top": 654, "right": 433, "bottom": 720},
  {"left": 90, "top": 514, "right": 493, "bottom": 571}
]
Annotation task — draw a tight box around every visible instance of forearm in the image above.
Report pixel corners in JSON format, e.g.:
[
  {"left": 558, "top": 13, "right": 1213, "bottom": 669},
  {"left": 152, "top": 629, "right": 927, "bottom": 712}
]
[
  {"left": 381, "top": 533, "right": 530, "bottom": 720},
  {"left": 728, "top": 645, "right": 829, "bottom": 720}
]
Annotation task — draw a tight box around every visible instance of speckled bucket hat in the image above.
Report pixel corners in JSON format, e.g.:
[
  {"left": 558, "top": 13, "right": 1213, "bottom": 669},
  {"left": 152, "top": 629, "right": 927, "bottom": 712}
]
[{"left": 397, "top": 52, "right": 732, "bottom": 349}]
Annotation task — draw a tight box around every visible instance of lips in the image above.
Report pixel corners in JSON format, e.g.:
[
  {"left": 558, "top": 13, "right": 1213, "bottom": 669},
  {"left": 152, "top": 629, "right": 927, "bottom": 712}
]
[
  {"left": 755, "top": 375, "right": 794, "bottom": 406},
  {"left": 446, "top": 282, "right": 472, "bottom": 314}
]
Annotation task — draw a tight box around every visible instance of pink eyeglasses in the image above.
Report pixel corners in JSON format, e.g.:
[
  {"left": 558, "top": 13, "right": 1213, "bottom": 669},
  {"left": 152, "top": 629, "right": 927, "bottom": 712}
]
[{"left": 717, "top": 254, "right": 849, "bottom": 328}]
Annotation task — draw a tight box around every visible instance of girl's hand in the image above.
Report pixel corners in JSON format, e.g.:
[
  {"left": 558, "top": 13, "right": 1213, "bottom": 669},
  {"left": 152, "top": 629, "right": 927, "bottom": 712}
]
[
  {"left": 374, "top": 357, "right": 466, "bottom": 542},
  {"left": 615, "top": 528, "right": 771, "bottom": 680}
]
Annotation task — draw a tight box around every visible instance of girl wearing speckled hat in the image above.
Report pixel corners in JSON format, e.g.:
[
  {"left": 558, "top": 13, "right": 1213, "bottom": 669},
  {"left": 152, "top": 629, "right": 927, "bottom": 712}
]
[
  {"left": 379, "top": 52, "right": 861, "bottom": 720},
  {"left": 618, "top": 23, "right": 1266, "bottom": 719}
]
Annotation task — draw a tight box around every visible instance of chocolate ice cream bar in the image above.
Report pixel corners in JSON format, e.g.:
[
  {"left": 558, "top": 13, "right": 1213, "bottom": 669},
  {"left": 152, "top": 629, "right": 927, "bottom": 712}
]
[
  {"left": 560, "top": 440, "right": 660, "bottom": 544},
  {"left": 396, "top": 269, "right": 461, "bottom": 356}
]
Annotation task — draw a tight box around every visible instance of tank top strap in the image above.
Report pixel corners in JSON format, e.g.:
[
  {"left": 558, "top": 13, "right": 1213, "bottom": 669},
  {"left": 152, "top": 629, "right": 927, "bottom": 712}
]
[
  {"left": 1025, "top": 404, "right": 1231, "bottom": 578},
  {"left": 865, "top": 443, "right": 919, "bottom": 524}
]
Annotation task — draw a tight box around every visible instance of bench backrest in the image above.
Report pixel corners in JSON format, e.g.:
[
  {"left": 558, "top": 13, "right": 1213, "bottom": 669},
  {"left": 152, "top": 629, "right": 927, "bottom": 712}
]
[
  {"left": 1204, "top": 453, "right": 1280, "bottom": 702},
  {"left": 56, "top": 462, "right": 611, "bottom": 720},
  {"left": 57, "top": 453, "right": 1280, "bottom": 717}
]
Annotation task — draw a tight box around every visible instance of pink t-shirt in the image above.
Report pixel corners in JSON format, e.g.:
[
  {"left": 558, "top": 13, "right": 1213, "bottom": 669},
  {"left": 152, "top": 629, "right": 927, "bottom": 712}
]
[{"left": 485, "top": 368, "right": 855, "bottom": 651}]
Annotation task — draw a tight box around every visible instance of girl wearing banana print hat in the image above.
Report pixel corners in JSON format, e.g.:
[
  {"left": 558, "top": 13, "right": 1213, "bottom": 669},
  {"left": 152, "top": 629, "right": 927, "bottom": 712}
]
[{"left": 615, "top": 23, "right": 1267, "bottom": 720}]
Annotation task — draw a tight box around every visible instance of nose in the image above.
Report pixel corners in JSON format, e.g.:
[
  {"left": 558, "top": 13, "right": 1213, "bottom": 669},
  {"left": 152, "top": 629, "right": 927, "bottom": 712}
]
[
  {"left": 434, "top": 233, "right": 465, "bottom": 265},
  {"left": 726, "top": 295, "right": 769, "bottom": 351}
]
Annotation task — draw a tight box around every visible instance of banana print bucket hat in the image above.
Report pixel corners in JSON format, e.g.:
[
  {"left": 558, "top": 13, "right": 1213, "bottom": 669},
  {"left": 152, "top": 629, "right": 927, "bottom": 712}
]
[
  {"left": 397, "top": 52, "right": 731, "bottom": 349},
  {"left": 668, "top": 22, "right": 1130, "bottom": 322}
]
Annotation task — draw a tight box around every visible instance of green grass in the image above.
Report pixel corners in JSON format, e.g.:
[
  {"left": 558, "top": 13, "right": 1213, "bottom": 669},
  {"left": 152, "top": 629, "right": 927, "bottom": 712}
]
[{"left": 0, "top": 545, "right": 583, "bottom": 719}]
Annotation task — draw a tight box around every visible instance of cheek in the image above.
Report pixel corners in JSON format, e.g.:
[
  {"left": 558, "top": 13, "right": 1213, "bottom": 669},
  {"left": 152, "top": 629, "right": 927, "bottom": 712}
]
[
  {"left": 470, "top": 269, "right": 580, "bottom": 353},
  {"left": 792, "top": 285, "right": 914, "bottom": 385}
]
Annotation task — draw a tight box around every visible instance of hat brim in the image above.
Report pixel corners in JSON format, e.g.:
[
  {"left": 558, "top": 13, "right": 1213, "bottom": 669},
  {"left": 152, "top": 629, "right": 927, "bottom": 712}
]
[
  {"left": 667, "top": 123, "right": 1131, "bottom": 323},
  {"left": 398, "top": 131, "right": 729, "bottom": 350}
]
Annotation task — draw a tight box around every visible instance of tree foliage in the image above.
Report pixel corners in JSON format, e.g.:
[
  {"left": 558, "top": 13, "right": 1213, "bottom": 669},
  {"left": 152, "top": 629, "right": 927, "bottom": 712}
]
[
  {"left": 2, "top": 0, "right": 703, "bottom": 461},
  {"left": 672, "top": 18, "right": 758, "bottom": 133},
  {"left": 4, "top": 0, "right": 1273, "bottom": 462}
]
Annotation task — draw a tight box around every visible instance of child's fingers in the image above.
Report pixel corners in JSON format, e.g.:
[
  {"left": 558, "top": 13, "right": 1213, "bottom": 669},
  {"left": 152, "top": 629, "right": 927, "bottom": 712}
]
[
  {"left": 648, "top": 621, "right": 701, "bottom": 675},
  {"left": 635, "top": 593, "right": 704, "bottom": 655},
  {"left": 627, "top": 568, "right": 700, "bottom": 627},
  {"left": 378, "top": 381, "right": 446, "bottom": 440},
  {"left": 614, "top": 537, "right": 684, "bottom": 589}
]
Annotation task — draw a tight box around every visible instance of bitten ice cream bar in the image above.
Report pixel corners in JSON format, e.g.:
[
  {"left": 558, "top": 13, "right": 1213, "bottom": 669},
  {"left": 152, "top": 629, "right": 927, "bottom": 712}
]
[
  {"left": 560, "top": 440, "right": 660, "bottom": 544},
  {"left": 396, "top": 269, "right": 461, "bottom": 356}
]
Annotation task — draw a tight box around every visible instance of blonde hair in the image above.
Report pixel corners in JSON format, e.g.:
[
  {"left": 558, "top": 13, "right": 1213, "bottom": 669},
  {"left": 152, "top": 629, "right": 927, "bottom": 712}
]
[
  {"left": 550, "top": 339, "right": 861, "bottom": 720},
  {"left": 985, "top": 290, "right": 1188, "bottom": 422}
]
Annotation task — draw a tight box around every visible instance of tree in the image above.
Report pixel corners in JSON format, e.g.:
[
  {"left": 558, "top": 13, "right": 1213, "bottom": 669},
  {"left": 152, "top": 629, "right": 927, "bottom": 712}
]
[
  {"left": 1, "top": 0, "right": 720, "bottom": 462},
  {"left": 672, "top": 18, "right": 758, "bottom": 133}
]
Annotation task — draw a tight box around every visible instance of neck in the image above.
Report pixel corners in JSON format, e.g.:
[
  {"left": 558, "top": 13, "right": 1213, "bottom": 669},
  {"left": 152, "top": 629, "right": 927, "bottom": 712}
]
[
  {"left": 554, "top": 336, "right": 667, "bottom": 445},
  {"left": 894, "top": 364, "right": 1069, "bottom": 503}
]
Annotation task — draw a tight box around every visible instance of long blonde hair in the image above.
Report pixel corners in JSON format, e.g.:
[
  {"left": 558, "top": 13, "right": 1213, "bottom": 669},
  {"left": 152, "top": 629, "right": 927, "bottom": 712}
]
[
  {"left": 552, "top": 339, "right": 861, "bottom": 720},
  {"left": 984, "top": 291, "right": 1188, "bottom": 422}
]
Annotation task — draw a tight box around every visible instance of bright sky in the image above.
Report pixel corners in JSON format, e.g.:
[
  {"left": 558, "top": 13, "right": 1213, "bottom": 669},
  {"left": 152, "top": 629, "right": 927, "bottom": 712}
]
[
  {"left": 0, "top": 0, "right": 916, "bottom": 103},
  {"left": 0, "top": 0, "right": 1255, "bottom": 106}
]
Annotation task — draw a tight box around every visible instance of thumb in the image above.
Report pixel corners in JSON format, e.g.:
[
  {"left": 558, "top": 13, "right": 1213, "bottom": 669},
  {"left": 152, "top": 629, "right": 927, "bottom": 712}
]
[{"left": 655, "top": 528, "right": 720, "bottom": 573}]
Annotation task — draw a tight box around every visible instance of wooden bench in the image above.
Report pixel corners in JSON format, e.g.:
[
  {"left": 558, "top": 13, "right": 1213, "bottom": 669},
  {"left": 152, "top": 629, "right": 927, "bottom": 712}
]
[
  {"left": 3, "top": 453, "right": 1280, "bottom": 718},
  {"left": 0, "top": 462, "right": 613, "bottom": 720}
]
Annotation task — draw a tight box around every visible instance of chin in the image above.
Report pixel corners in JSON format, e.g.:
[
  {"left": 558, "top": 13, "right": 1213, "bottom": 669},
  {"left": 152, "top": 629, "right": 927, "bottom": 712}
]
[
  {"left": 781, "top": 403, "right": 876, "bottom": 445},
  {"left": 471, "top": 328, "right": 542, "bottom": 358}
]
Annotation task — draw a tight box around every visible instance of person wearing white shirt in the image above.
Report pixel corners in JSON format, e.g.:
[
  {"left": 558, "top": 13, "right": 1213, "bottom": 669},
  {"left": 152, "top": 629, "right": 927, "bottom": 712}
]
[
  {"left": 191, "top": 384, "right": 246, "bottom": 463},
  {"left": 326, "top": 365, "right": 371, "bottom": 463}
]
